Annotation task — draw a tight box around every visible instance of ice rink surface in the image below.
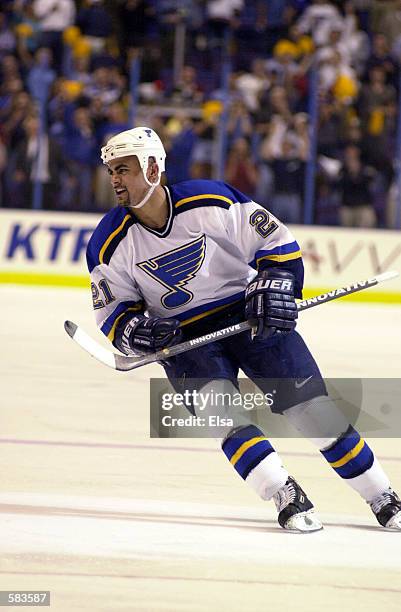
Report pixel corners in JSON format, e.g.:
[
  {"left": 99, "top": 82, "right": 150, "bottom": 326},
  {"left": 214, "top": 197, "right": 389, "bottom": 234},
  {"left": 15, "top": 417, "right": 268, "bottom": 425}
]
[{"left": 1, "top": 285, "right": 401, "bottom": 611}]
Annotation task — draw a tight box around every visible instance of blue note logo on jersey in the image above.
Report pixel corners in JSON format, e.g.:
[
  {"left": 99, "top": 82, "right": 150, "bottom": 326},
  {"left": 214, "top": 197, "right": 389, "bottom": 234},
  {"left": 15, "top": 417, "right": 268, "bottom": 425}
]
[{"left": 137, "top": 235, "right": 206, "bottom": 309}]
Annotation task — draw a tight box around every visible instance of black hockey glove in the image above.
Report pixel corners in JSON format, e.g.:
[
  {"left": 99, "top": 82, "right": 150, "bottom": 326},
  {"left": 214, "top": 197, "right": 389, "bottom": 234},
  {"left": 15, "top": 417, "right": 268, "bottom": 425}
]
[
  {"left": 245, "top": 269, "right": 298, "bottom": 339},
  {"left": 115, "top": 314, "right": 183, "bottom": 355}
]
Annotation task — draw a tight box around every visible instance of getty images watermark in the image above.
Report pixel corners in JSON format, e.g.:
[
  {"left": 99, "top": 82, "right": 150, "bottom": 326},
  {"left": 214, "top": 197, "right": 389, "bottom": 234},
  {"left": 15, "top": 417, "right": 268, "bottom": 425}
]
[
  {"left": 161, "top": 388, "right": 275, "bottom": 411},
  {"left": 149, "top": 378, "right": 401, "bottom": 439},
  {"left": 153, "top": 381, "right": 276, "bottom": 437}
]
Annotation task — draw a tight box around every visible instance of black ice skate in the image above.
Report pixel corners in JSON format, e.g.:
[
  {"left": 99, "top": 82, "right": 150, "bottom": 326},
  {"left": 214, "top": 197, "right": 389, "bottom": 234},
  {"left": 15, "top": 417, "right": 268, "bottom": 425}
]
[
  {"left": 273, "top": 477, "right": 323, "bottom": 533},
  {"left": 369, "top": 488, "right": 401, "bottom": 530}
]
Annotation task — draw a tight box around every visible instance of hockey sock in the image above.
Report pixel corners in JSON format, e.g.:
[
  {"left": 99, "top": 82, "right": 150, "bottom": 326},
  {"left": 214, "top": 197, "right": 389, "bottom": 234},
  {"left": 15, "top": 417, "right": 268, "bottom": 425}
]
[
  {"left": 222, "top": 424, "right": 288, "bottom": 500},
  {"left": 285, "top": 396, "right": 390, "bottom": 501},
  {"left": 319, "top": 425, "right": 390, "bottom": 501}
]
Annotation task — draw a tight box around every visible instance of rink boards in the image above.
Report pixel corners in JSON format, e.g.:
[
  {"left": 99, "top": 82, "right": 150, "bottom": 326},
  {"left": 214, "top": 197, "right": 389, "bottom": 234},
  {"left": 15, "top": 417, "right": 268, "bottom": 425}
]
[{"left": 0, "top": 209, "right": 401, "bottom": 301}]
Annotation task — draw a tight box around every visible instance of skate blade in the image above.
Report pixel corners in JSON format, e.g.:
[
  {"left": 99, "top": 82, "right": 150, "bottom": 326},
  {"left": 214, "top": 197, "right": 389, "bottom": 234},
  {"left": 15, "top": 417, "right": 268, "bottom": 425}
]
[
  {"left": 384, "top": 511, "right": 401, "bottom": 531},
  {"left": 283, "top": 511, "right": 323, "bottom": 533}
]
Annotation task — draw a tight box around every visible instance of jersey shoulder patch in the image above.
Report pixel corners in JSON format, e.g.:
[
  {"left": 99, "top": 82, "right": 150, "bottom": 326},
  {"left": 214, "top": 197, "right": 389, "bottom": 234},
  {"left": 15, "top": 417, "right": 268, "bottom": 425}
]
[
  {"left": 87, "top": 206, "right": 137, "bottom": 273},
  {"left": 169, "top": 180, "right": 251, "bottom": 215}
]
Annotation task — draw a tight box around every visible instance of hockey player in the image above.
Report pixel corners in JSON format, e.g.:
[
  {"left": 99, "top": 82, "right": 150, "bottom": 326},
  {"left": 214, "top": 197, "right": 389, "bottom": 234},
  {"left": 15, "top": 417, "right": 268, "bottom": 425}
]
[{"left": 87, "top": 127, "right": 401, "bottom": 532}]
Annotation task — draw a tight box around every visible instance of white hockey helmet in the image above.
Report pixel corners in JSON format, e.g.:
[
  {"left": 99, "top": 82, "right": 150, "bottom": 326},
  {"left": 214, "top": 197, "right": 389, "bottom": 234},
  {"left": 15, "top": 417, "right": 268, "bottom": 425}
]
[{"left": 101, "top": 127, "right": 166, "bottom": 175}]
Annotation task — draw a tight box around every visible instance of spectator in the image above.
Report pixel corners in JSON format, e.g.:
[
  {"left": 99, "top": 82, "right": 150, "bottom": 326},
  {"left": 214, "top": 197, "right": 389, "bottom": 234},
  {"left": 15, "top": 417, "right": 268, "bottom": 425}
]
[
  {"left": 87, "top": 94, "right": 108, "bottom": 131},
  {"left": 190, "top": 111, "right": 219, "bottom": 179},
  {"left": 1, "top": 53, "right": 23, "bottom": 82},
  {"left": 357, "top": 65, "right": 396, "bottom": 188},
  {"left": 141, "top": 3, "right": 188, "bottom": 77},
  {"left": 68, "top": 54, "right": 92, "bottom": 87},
  {"left": 92, "top": 101, "right": 129, "bottom": 209},
  {"left": 317, "top": 98, "right": 348, "bottom": 159},
  {"left": 365, "top": 32, "right": 398, "bottom": 86},
  {"left": 13, "top": 1, "right": 41, "bottom": 56},
  {"left": 263, "top": 0, "right": 295, "bottom": 52},
  {"left": 267, "top": 43, "right": 304, "bottom": 99},
  {"left": 341, "top": 1, "right": 370, "bottom": 75},
  {"left": 257, "top": 88, "right": 295, "bottom": 163},
  {"left": 256, "top": 85, "right": 294, "bottom": 129},
  {"left": 231, "top": 0, "right": 268, "bottom": 66},
  {"left": 97, "top": 101, "right": 130, "bottom": 145},
  {"left": 33, "top": 0, "right": 76, "bottom": 71},
  {"left": 1, "top": 90, "right": 33, "bottom": 150},
  {"left": 296, "top": 0, "right": 341, "bottom": 47},
  {"left": 203, "top": 0, "right": 243, "bottom": 76},
  {"left": 83, "top": 66, "right": 124, "bottom": 109},
  {"left": 137, "top": 41, "right": 164, "bottom": 95},
  {"left": 8, "top": 112, "right": 63, "bottom": 209},
  {"left": 273, "top": 23, "right": 315, "bottom": 62},
  {"left": 170, "top": 65, "right": 204, "bottom": 105},
  {"left": 61, "top": 105, "right": 98, "bottom": 210},
  {"left": 226, "top": 99, "right": 253, "bottom": 143},
  {"left": 26, "top": 47, "right": 56, "bottom": 102},
  {"left": 76, "top": 0, "right": 113, "bottom": 56},
  {"left": 117, "top": 0, "right": 147, "bottom": 66},
  {"left": 0, "top": 10, "right": 16, "bottom": 57},
  {"left": 317, "top": 47, "right": 358, "bottom": 103},
  {"left": 205, "top": 0, "right": 243, "bottom": 49},
  {"left": 165, "top": 117, "right": 197, "bottom": 183},
  {"left": 225, "top": 136, "right": 259, "bottom": 198},
  {"left": 209, "top": 71, "right": 244, "bottom": 110},
  {"left": 46, "top": 79, "right": 73, "bottom": 143},
  {"left": 233, "top": 58, "right": 270, "bottom": 113},
  {"left": 320, "top": 19, "right": 351, "bottom": 65},
  {"left": 314, "top": 165, "right": 340, "bottom": 225},
  {"left": 337, "top": 144, "right": 377, "bottom": 228},
  {"left": 358, "top": 65, "right": 396, "bottom": 127},
  {"left": 0, "top": 75, "right": 25, "bottom": 124},
  {"left": 263, "top": 130, "right": 306, "bottom": 224},
  {"left": 371, "top": 0, "right": 401, "bottom": 51},
  {"left": 292, "top": 111, "right": 309, "bottom": 156}
]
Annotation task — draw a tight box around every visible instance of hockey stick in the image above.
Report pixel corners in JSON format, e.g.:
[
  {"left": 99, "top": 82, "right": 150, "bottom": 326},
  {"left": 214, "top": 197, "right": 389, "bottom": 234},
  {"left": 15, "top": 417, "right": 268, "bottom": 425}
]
[{"left": 64, "top": 271, "right": 398, "bottom": 372}]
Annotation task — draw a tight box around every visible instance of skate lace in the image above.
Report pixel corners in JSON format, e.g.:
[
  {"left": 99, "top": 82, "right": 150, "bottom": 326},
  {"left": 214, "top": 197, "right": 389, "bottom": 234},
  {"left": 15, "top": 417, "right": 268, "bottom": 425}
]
[
  {"left": 274, "top": 480, "right": 297, "bottom": 513},
  {"left": 370, "top": 489, "right": 399, "bottom": 514}
]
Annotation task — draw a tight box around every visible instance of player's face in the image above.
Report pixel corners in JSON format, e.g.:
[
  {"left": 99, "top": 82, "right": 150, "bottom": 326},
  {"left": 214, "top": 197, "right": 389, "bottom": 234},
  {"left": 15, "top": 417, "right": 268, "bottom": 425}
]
[{"left": 107, "top": 156, "right": 148, "bottom": 207}]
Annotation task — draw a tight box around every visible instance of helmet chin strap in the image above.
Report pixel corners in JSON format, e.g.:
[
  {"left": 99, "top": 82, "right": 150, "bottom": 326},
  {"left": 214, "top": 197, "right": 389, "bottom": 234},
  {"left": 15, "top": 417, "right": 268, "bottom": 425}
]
[
  {"left": 130, "top": 169, "right": 160, "bottom": 210},
  {"left": 130, "top": 182, "right": 157, "bottom": 209}
]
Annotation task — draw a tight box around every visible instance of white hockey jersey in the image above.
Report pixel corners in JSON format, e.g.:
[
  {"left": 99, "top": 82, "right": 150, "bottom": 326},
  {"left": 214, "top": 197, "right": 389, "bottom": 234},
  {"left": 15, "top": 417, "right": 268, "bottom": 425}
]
[{"left": 87, "top": 180, "right": 303, "bottom": 342}]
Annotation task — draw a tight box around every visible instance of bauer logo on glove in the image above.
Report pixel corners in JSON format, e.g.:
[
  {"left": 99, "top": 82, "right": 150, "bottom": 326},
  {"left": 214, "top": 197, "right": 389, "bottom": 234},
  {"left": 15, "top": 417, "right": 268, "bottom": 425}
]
[
  {"left": 245, "top": 268, "right": 298, "bottom": 339},
  {"left": 245, "top": 277, "right": 294, "bottom": 296}
]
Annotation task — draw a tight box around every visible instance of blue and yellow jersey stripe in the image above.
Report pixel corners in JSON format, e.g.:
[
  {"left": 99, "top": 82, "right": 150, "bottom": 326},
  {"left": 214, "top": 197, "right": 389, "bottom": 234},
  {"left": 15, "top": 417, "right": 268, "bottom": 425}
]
[
  {"left": 175, "top": 193, "right": 234, "bottom": 211},
  {"left": 98, "top": 214, "right": 133, "bottom": 265},
  {"left": 250, "top": 241, "right": 304, "bottom": 298},
  {"left": 252, "top": 241, "right": 302, "bottom": 268},
  {"left": 169, "top": 179, "right": 250, "bottom": 214},
  {"left": 87, "top": 207, "right": 137, "bottom": 273}
]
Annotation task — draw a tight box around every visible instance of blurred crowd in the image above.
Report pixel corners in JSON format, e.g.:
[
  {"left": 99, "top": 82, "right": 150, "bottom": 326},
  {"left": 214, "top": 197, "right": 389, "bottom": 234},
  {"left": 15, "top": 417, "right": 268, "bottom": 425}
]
[{"left": 1, "top": 0, "right": 401, "bottom": 227}]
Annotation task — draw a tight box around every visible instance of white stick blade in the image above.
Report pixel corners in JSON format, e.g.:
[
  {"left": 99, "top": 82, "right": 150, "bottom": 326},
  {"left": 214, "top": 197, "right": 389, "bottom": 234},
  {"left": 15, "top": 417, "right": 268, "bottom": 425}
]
[{"left": 65, "top": 320, "right": 116, "bottom": 369}]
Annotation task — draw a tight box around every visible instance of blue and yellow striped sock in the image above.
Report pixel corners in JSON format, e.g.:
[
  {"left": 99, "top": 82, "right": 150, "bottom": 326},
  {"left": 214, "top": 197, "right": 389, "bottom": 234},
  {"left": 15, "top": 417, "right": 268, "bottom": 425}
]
[
  {"left": 320, "top": 425, "right": 374, "bottom": 479},
  {"left": 222, "top": 424, "right": 276, "bottom": 480}
]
